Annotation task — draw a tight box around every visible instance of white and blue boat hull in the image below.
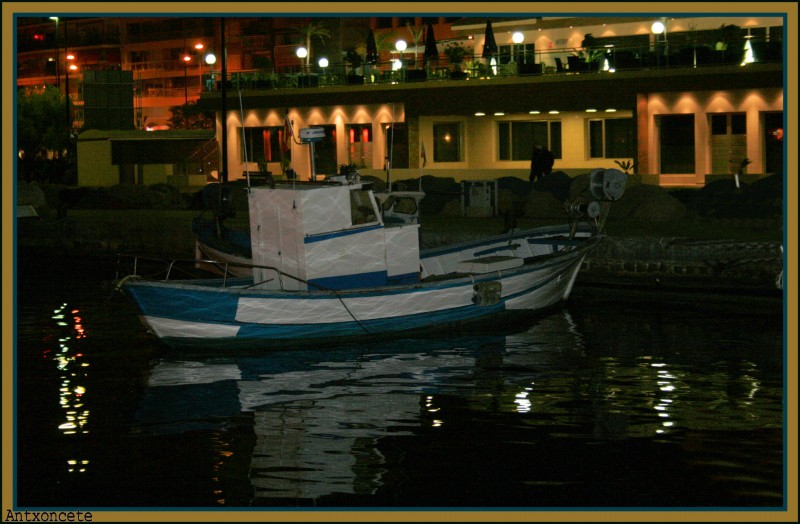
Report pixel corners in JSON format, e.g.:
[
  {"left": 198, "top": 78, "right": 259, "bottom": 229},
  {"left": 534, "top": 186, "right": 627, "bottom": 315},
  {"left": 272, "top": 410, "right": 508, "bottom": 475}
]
[{"left": 123, "top": 232, "right": 597, "bottom": 349}]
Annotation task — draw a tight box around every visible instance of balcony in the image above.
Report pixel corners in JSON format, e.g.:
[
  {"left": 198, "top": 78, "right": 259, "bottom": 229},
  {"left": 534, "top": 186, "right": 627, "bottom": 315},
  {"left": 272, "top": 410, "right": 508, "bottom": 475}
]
[{"left": 200, "top": 39, "right": 783, "bottom": 95}]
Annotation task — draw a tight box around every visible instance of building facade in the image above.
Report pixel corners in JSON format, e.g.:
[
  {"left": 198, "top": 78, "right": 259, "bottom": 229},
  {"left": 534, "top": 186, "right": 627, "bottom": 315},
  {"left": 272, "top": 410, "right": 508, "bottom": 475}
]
[{"left": 15, "top": 15, "right": 785, "bottom": 187}]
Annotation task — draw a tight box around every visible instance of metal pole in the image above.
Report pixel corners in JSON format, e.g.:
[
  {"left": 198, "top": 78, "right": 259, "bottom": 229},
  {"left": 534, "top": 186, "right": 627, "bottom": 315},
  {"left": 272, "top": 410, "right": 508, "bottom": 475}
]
[
  {"left": 52, "top": 18, "right": 60, "bottom": 87},
  {"left": 64, "top": 19, "right": 70, "bottom": 130},
  {"left": 220, "top": 18, "right": 228, "bottom": 185}
]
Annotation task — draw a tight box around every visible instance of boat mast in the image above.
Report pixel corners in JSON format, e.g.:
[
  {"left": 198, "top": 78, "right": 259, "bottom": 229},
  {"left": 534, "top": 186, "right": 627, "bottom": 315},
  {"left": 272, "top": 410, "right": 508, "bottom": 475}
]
[
  {"left": 219, "top": 17, "right": 228, "bottom": 186},
  {"left": 239, "top": 91, "right": 250, "bottom": 188},
  {"left": 385, "top": 104, "right": 395, "bottom": 190}
]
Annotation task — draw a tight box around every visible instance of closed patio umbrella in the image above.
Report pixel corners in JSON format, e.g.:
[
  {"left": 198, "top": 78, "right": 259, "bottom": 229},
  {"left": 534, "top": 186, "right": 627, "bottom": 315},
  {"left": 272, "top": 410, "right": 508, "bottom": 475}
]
[
  {"left": 365, "top": 29, "right": 379, "bottom": 65},
  {"left": 482, "top": 20, "right": 498, "bottom": 59},
  {"left": 424, "top": 23, "right": 439, "bottom": 64}
]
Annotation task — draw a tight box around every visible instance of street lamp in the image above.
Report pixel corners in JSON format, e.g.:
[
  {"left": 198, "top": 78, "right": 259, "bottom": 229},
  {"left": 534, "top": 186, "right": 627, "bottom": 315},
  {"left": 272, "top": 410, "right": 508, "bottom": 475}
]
[
  {"left": 182, "top": 53, "right": 191, "bottom": 103},
  {"left": 396, "top": 39, "right": 407, "bottom": 60},
  {"left": 49, "top": 17, "right": 60, "bottom": 87},
  {"left": 194, "top": 42, "right": 204, "bottom": 84},
  {"left": 651, "top": 18, "right": 668, "bottom": 67},
  {"left": 512, "top": 31, "right": 524, "bottom": 64},
  {"left": 318, "top": 57, "right": 329, "bottom": 84},
  {"left": 204, "top": 51, "right": 217, "bottom": 91},
  {"left": 296, "top": 46, "right": 308, "bottom": 72},
  {"left": 65, "top": 52, "right": 75, "bottom": 128}
]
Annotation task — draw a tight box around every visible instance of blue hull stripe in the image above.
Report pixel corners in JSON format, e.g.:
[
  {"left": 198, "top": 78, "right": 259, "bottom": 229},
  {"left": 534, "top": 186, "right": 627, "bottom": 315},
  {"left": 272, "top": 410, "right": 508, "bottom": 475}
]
[
  {"left": 309, "top": 270, "right": 388, "bottom": 290},
  {"left": 308, "top": 270, "right": 421, "bottom": 290},
  {"left": 304, "top": 225, "right": 383, "bottom": 244}
]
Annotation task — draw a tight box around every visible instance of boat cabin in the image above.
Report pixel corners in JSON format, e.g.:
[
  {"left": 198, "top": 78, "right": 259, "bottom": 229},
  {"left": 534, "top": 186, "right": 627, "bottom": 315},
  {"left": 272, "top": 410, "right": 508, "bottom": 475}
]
[{"left": 248, "top": 181, "right": 421, "bottom": 291}]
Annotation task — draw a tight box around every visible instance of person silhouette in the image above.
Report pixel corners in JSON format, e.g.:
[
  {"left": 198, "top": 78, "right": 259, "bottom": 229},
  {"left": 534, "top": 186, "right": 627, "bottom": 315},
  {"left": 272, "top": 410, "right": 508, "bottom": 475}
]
[{"left": 529, "top": 144, "right": 546, "bottom": 187}]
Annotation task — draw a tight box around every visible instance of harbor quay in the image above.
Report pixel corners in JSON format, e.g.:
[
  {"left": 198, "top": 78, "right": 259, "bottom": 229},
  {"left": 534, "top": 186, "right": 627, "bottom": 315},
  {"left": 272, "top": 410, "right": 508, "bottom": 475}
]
[{"left": 16, "top": 210, "right": 784, "bottom": 295}]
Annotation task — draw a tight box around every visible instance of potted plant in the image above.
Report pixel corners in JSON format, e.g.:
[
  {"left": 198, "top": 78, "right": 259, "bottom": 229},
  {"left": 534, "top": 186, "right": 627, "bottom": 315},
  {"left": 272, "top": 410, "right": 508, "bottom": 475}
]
[
  {"left": 715, "top": 24, "right": 743, "bottom": 63},
  {"left": 614, "top": 159, "right": 638, "bottom": 175},
  {"left": 444, "top": 42, "right": 468, "bottom": 79},
  {"left": 444, "top": 42, "right": 467, "bottom": 63},
  {"left": 337, "top": 162, "right": 360, "bottom": 182},
  {"left": 579, "top": 33, "right": 605, "bottom": 70}
]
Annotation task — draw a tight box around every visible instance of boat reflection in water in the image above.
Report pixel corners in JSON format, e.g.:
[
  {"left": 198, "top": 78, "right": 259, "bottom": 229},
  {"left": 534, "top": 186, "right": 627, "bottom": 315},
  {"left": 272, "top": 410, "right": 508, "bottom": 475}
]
[{"left": 133, "top": 305, "right": 783, "bottom": 505}]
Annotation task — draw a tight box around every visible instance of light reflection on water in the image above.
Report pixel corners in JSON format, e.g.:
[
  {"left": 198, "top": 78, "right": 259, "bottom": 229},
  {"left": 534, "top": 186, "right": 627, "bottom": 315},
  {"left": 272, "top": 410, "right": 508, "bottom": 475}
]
[{"left": 14, "top": 272, "right": 784, "bottom": 509}]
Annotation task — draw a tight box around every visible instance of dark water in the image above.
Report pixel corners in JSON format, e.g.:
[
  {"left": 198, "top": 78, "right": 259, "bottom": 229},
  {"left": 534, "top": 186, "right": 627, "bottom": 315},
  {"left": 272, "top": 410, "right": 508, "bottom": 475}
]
[{"left": 13, "top": 253, "right": 786, "bottom": 512}]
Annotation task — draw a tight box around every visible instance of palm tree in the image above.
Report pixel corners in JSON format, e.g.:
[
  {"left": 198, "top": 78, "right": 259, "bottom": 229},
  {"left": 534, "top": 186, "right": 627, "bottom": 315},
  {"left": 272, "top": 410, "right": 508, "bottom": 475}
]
[{"left": 295, "top": 20, "right": 332, "bottom": 67}]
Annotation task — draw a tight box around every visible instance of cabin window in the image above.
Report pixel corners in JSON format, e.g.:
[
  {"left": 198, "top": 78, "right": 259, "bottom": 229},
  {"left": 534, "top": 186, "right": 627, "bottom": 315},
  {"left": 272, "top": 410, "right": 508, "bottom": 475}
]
[{"left": 350, "top": 189, "right": 378, "bottom": 225}]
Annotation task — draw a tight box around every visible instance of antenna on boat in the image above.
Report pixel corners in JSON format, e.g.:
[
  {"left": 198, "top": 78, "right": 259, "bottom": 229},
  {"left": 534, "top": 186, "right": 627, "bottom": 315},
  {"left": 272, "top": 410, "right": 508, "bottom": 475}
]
[
  {"left": 299, "top": 126, "right": 325, "bottom": 183},
  {"left": 386, "top": 104, "right": 395, "bottom": 190},
  {"left": 239, "top": 91, "right": 250, "bottom": 189},
  {"left": 216, "top": 17, "right": 228, "bottom": 237}
]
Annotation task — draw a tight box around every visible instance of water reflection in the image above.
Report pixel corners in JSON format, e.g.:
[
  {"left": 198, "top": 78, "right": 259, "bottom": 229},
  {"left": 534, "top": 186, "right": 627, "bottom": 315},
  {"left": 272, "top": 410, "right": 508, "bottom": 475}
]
[
  {"left": 50, "top": 303, "right": 92, "bottom": 474},
  {"left": 133, "top": 308, "right": 783, "bottom": 504}
]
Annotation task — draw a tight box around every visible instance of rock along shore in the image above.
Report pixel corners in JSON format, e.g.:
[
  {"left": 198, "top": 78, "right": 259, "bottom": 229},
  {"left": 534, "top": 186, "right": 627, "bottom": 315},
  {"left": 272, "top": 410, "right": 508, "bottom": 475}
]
[{"left": 17, "top": 214, "right": 784, "bottom": 296}]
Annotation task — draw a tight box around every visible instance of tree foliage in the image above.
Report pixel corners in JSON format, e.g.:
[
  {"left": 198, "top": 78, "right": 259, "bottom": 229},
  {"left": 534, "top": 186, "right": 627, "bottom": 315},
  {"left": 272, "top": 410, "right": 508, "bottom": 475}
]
[
  {"left": 295, "top": 20, "right": 332, "bottom": 66},
  {"left": 17, "top": 86, "right": 71, "bottom": 156},
  {"left": 168, "top": 102, "right": 215, "bottom": 130},
  {"left": 17, "top": 87, "right": 76, "bottom": 182}
]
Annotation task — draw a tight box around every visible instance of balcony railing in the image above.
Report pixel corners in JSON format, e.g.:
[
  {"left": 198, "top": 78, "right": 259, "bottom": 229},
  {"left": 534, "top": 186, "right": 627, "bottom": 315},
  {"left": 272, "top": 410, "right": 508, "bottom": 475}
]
[
  {"left": 16, "top": 38, "right": 783, "bottom": 103},
  {"left": 199, "top": 39, "right": 782, "bottom": 93}
]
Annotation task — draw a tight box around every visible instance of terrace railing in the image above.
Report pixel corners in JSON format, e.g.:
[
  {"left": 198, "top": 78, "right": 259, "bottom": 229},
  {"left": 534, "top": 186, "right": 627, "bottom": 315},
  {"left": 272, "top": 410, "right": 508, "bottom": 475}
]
[{"left": 200, "top": 38, "right": 782, "bottom": 93}]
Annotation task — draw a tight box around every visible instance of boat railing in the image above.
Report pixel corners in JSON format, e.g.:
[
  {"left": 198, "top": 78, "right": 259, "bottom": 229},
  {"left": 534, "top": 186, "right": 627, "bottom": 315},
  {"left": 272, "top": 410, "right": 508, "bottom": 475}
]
[{"left": 115, "top": 254, "right": 328, "bottom": 291}]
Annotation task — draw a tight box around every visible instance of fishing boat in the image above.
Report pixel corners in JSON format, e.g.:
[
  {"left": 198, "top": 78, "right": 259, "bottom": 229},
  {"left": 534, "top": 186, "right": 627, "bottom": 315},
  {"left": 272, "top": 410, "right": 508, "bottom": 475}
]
[{"left": 116, "top": 163, "right": 627, "bottom": 349}]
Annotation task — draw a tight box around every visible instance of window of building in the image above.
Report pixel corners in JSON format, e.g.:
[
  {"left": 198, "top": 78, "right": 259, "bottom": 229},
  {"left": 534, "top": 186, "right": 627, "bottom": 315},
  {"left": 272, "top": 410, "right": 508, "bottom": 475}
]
[
  {"left": 658, "top": 114, "right": 695, "bottom": 174},
  {"left": 498, "top": 43, "right": 535, "bottom": 65},
  {"left": 240, "top": 126, "right": 287, "bottom": 167},
  {"left": 311, "top": 124, "right": 338, "bottom": 176},
  {"left": 385, "top": 123, "right": 409, "bottom": 168},
  {"left": 763, "top": 111, "right": 783, "bottom": 177},
  {"left": 588, "top": 118, "right": 634, "bottom": 158},
  {"left": 433, "top": 122, "right": 462, "bottom": 163},
  {"left": 497, "top": 121, "right": 561, "bottom": 161},
  {"left": 709, "top": 113, "right": 747, "bottom": 174},
  {"left": 346, "top": 124, "right": 373, "bottom": 168}
]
